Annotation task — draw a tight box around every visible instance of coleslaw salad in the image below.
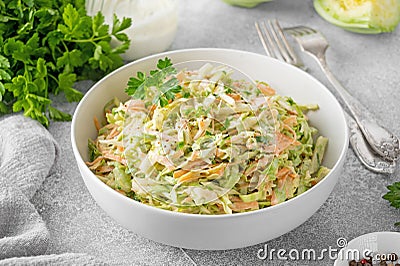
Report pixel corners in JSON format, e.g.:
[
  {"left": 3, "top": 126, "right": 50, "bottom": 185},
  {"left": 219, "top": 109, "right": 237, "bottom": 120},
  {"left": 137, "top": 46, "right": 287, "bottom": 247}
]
[{"left": 86, "top": 59, "right": 329, "bottom": 215}]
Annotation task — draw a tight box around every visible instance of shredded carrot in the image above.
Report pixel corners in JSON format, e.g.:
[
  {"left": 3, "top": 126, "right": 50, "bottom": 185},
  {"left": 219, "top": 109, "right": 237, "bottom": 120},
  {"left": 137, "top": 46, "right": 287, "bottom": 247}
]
[
  {"left": 215, "top": 148, "right": 225, "bottom": 159},
  {"left": 96, "top": 165, "right": 114, "bottom": 173},
  {"left": 149, "top": 104, "right": 157, "bottom": 112},
  {"left": 283, "top": 116, "right": 297, "bottom": 127},
  {"left": 148, "top": 104, "right": 157, "bottom": 116},
  {"left": 275, "top": 132, "right": 301, "bottom": 154},
  {"left": 230, "top": 196, "right": 242, "bottom": 202},
  {"left": 103, "top": 153, "right": 127, "bottom": 165},
  {"left": 257, "top": 82, "right": 276, "bottom": 96},
  {"left": 173, "top": 169, "right": 189, "bottom": 179},
  {"left": 227, "top": 93, "right": 242, "bottom": 101},
  {"left": 244, "top": 162, "right": 257, "bottom": 176},
  {"left": 199, "top": 119, "right": 206, "bottom": 130},
  {"left": 176, "top": 71, "right": 185, "bottom": 82},
  {"left": 215, "top": 203, "right": 225, "bottom": 213},
  {"left": 283, "top": 124, "right": 298, "bottom": 141},
  {"left": 86, "top": 156, "right": 104, "bottom": 167},
  {"left": 277, "top": 167, "right": 291, "bottom": 180},
  {"left": 206, "top": 163, "right": 226, "bottom": 176},
  {"left": 105, "top": 123, "right": 117, "bottom": 130},
  {"left": 189, "top": 150, "right": 200, "bottom": 161},
  {"left": 271, "top": 191, "right": 279, "bottom": 206},
  {"left": 107, "top": 127, "right": 120, "bottom": 139},
  {"left": 115, "top": 189, "right": 127, "bottom": 196},
  {"left": 127, "top": 99, "right": 145, "bottom": 111},
  {"left": 230, "top": 201, "right": 259, "bottom": 211},
  {"left": 178, "top": 171, "right": 200, "bottom": 183},
  {"left": 93, "top": 116, "right": 101, "bottom": 131}
]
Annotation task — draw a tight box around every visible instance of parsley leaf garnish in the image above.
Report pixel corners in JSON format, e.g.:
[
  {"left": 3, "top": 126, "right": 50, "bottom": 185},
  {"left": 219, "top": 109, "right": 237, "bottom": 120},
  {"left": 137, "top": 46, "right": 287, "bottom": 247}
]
[
  {"left": 125, "top": 72, "right": 146, "bottom": 98},
  {"left": 157, "top": 57, "right": 173, "bottom": 70},
  {"left": 383, "top": 182, "right": 400, "bottom": 226},
  {"left": 383, "top": 182, "right": 400, "bottom": 208},
  {"left": 125, "top": 57, "right": 181, "bottom": 107}
]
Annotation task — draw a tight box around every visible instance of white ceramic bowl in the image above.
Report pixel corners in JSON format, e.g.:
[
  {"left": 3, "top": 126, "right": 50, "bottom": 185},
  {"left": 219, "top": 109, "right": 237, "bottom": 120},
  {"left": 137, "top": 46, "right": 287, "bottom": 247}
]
[
  {"left": 71, "top": 48, "right": 348, "bottom": 250},
  {"left": 334, "top": 232, "right": 400, "bottom": 265}
]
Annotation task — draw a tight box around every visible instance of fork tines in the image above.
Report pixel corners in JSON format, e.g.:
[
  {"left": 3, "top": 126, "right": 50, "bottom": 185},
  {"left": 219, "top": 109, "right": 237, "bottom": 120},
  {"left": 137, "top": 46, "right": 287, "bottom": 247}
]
[
  {"left": 285, "top": 26, "right": 319, "bottom": 37},
  {"left": 255, "top": 19, "right": 304, "bottom": 68}
]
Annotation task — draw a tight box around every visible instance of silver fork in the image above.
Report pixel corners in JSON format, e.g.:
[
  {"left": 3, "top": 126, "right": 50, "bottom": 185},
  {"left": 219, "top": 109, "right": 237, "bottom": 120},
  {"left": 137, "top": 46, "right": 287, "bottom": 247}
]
[
  {"left": 255, "top": 19, "right": 396, "bottom": 174},
  {"left": 255, "top": 19, "right": 305, "bottom": 69},
  {"left": 285, "top": 26, "right": 400, "bottom": 162}
]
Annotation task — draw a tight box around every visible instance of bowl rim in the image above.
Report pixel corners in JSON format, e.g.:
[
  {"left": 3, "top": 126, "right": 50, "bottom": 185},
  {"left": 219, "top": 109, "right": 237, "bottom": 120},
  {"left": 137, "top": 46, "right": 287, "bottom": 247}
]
[{"left": 71, "top": 47, "right": 349, "bottom": 219}]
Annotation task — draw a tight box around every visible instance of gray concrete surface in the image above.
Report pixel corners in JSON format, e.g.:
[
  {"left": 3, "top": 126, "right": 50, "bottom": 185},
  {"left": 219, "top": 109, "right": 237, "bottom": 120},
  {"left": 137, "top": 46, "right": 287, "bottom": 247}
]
[{"left": 31, "top": 0, "right": 400, "bottom": 265}]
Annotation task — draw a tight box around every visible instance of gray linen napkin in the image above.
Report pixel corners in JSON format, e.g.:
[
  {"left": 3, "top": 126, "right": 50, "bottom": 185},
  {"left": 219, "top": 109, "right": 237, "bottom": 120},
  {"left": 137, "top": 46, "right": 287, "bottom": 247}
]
[{"left": 0, "top": 115, "right": 104, "bottom": 265}]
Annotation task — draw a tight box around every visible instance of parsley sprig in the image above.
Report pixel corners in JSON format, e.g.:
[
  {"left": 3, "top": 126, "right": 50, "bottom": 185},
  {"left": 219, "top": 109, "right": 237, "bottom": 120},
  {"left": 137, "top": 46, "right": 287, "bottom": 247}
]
[
  {"left": 0, "top": 0, "right": 131, "bottom": 126},
  {"left": 125, "top": 57, "right": 182, "bottom": 107},
  {"left": 383, "top": 182, "right": 400, "bottom": 226}
]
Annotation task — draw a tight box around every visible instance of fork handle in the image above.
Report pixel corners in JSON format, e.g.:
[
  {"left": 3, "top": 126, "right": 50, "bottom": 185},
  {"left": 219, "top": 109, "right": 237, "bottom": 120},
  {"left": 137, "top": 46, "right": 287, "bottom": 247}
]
[
  {"left": 316, "top": 55, "right": 399, "bottom": 161},
  {"left": 345, "top": 112, "right": 396, "bottom": 174}
]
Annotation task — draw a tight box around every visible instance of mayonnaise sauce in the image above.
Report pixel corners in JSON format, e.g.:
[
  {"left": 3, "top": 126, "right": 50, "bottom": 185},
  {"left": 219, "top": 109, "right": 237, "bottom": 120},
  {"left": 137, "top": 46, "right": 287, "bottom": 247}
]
[{"left": 86, "top": 0, "right": 178, "bottom": 60}]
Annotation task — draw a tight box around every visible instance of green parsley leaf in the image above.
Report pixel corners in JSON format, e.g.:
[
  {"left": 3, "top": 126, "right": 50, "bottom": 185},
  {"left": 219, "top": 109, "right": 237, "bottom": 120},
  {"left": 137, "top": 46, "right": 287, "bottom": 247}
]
[
  {"left": 48, "top": 105, "right": 72, "bottom": 121},
  {"left": 92, "top": 12, "right": 109, "bottom": 38},
  {"left": 35, "top": 58, "right": 47, "bottom": 79},
  {"left": 0, "top": 69, "right": 11, "bottom": 81},
  {"left": 157, "top": 57, "right": 173, "bottom": 70},
  {"left": 4, "top": 39, "right": 29, "bottom": 62},
  {"left": 61, "top": 4, "right": 83, "bottom": 38},
  {"left": 0, "top": 101, "right": 9, "bottom": 114},
  {"left": 56, "top": 49, "right": 84, "bottom": 71},
  {"left": 0, "top": 82, "right": 5, "bottom": 101},
  {"left": 157, "top": 77, "right": 181, "bottom": 106},
  {"left": 383, "top": 182, "right": 400, "bottom": 226},
  {"left": 0, "top": 55, "right": 10, "bottom": 68},
  {"left": 125, "top": 57, "right": 182, "bottom": 107},
  {"left": 159, "top": 97, "right": 169, "bottom": 107},
  {"left": 112, "top": 14, "right": 132, "bottom": 35},
  {"left": 177, "top": 141, "right": 185, "bottom": 150},
  {"left": 125, "top": 72, "right": 146, "bottom": 98},
  {"left": 383, "top": 182, "right": 400, "bottom": 209},
  {"left": 58, "top": 73, "right": 83, "bottom": 102}
]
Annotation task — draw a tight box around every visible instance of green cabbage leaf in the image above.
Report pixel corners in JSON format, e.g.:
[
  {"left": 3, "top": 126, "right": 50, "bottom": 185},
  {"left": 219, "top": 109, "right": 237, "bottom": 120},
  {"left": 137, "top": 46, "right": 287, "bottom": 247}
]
[
  {"left": 314, "top": 0, "right": 400, "bottom": 33},
  {"left": 222, "top": 0, "right": 273, "bottom": 8}
]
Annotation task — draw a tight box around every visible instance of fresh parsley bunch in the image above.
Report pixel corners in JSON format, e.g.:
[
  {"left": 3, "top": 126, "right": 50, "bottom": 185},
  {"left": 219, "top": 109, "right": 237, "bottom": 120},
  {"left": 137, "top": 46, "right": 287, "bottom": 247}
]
[
  {"left": 383, "top": 182, "right": 400, "bottom": 226},
  {"left": 0, "top": 0, "right": 131, "bottom": 126}
]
